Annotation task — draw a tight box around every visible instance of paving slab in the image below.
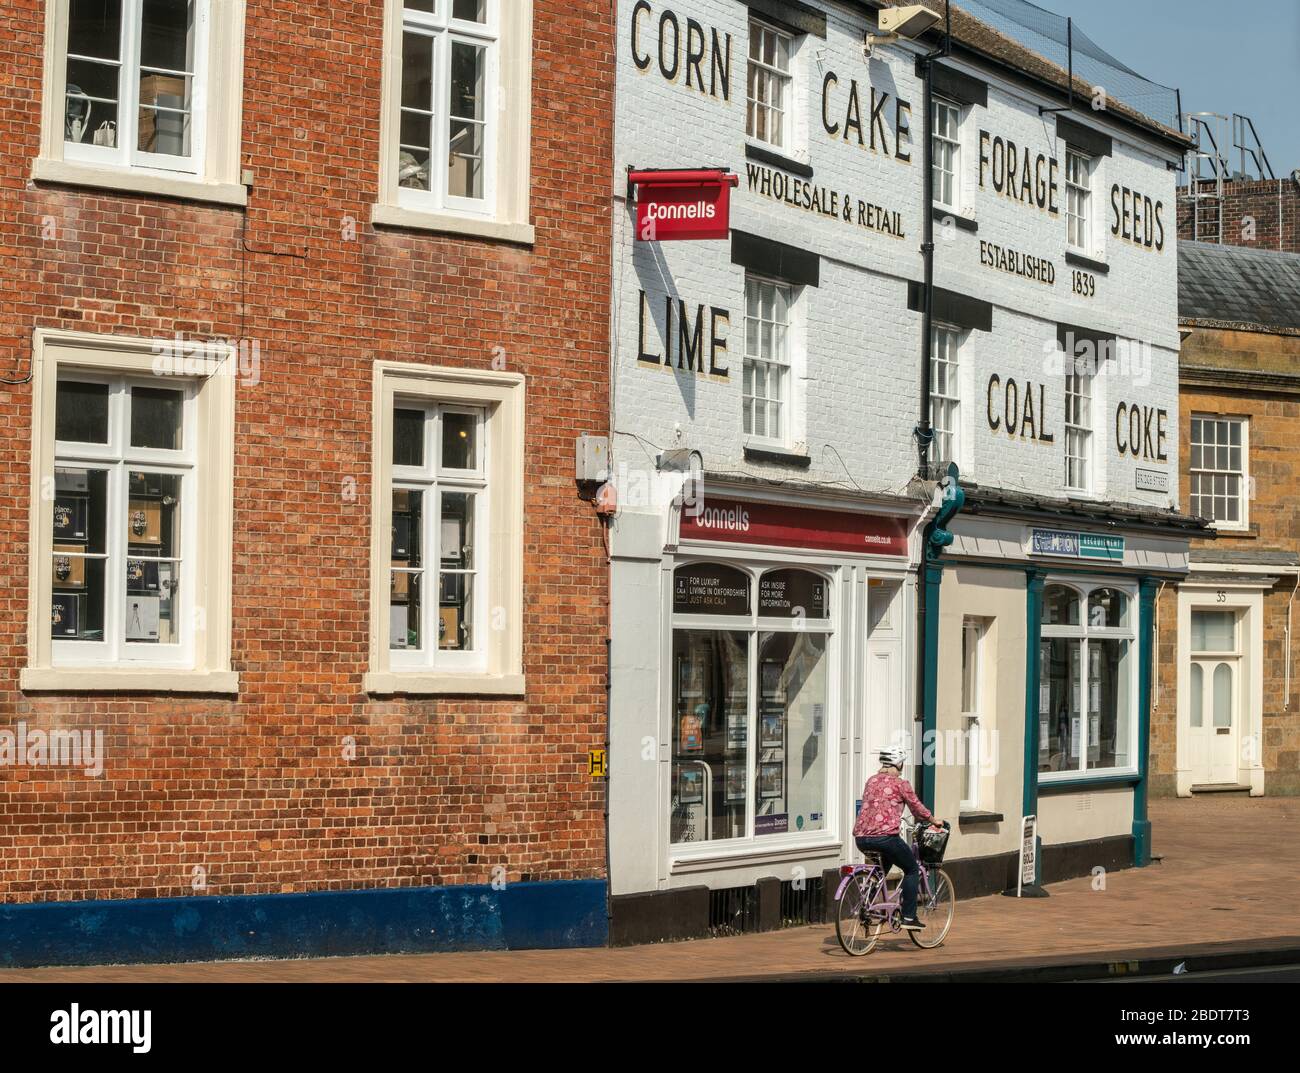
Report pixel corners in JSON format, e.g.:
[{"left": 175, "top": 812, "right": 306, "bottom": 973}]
[{"left": 1, "top": 797, "right": 1295, "bottom": 982}]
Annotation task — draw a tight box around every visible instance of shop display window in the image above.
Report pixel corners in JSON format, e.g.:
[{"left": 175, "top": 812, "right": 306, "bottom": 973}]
[
  {"left": 1039, "top": 582, "right": 1134, "bottom": 776},
  {"left": 670, "top": 562, "right": 833, "bottom": 846}
]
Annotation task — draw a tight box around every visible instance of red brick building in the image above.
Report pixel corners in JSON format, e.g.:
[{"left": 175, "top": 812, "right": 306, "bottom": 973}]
[
  {"left": 0, "top": 0, "right": 614, "bottom": 964},
  {"left": 1178, "top": 176, "right": 1300, "bottom": 251}
]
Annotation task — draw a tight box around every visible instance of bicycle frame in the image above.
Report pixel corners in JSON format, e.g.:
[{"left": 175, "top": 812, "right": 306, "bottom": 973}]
[{"left": 834, "top": 833, "right": 936, "bottom": 928}]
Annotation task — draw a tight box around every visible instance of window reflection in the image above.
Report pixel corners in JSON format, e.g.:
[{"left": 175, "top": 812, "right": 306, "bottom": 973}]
[
  {"left": 755, "top": 631, "right": 827, "bottom": 837},
  {"left": 1039, "top": 583, "right": 1133, "bottom": 775},
  {"left": 671, "top": 630, "right": 748, "bottom": 844}
]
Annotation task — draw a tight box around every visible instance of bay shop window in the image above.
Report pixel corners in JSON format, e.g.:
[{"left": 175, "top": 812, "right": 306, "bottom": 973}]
[
  {"left": 1039, "top": 583, "right": 1137, "bottom": 778},
  {"left": 669, "top": 563, "right": 833, "bottom": 846}
]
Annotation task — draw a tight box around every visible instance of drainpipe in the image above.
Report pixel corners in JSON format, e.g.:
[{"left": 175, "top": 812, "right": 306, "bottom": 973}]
[
  {"left": 917, "top": 467, "right": 964, "bottom": 810},
  {"left": 1133, "top": 578, "right": 1160, "bottom": 867},
  {"left": 913, "top": 1, "right": 952, "bottom": 478},
  {"left": 1285, "top": 570, "right": 1299, "bottom": 712}
]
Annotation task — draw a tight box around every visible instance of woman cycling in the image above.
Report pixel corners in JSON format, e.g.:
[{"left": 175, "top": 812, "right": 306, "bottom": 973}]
[{"left": 853, "top": 746, "right": 943, "bottom": 931}]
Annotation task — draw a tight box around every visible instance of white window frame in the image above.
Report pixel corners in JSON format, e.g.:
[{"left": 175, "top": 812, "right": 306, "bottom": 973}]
[
  {"left": 389, "top": 400, "right": 488, "bottom": 674},
  {"left": 665, "top": 558, "right": 840, "bottom": 861},
  {"left": 51, "top": 371, "right": 198, "bottom": 666},
  {"left": 930, "top": 324, "right": 962, "bottom": 468},
  {"left": 931, "top": 97, "right": 962, "bottom": 212},
  {"left": 23, "top": 329, "right": 237, "bottom": 693},
  {"left": 745, "top": 18, "right": 793, "bottom": 151},
  {"left": 35, "top": 0, "right": 246, "bottom": 205},
  {"left": 1190, "top": 415, "right": 1249, "bottom": 532},
  {"left": 1039, "top": 581, "right": 1139, "bottom": 783},
  {"left": 959, "top": 617, "right": 985, "bottom": 811},
  {"left": 374, "top": 0, "right": 534, "bottom": 244},
  {"left": 742, "top": 275, "right": 795, "bottom": 449},
  {"left": 365, "top": 361, "right": 524, "bottom": 695},
  {"left": 1064, "top": 365, "right": 1093, "bottom": 493},
  {"left": 1065, "top": 148, "right": 1092, "bottom": 252}
]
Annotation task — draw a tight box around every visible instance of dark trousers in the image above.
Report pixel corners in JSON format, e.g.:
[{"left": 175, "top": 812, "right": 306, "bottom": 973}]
[{"left": 855, "top": 835, "right": 921, "bottom": 920}]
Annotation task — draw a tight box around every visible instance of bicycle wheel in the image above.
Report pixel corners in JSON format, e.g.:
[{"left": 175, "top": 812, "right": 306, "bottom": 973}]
[
  {"left": 835, "top": 871, "right": 884, "bottom": 956},
  {"left": 910, "top": 868, "right": 955, "bottom": 949}
]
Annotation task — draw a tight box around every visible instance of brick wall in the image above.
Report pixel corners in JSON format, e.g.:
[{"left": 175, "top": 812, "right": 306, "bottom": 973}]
[
  {"left": 0, "top": 3, "right": 615, "bottom": 902},
  {"left": 1177, "top": 178, "right": 1300, "bottom": 252}
]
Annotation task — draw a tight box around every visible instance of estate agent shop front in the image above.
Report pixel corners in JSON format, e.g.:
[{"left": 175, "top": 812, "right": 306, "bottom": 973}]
[{"left": 609, "top": 483, "right": 925, "bottom": 940}]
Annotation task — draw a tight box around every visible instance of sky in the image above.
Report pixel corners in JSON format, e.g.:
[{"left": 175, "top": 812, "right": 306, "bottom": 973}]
[{"left": 1029, "top": 0, "right": 1300, "bottom": 175}]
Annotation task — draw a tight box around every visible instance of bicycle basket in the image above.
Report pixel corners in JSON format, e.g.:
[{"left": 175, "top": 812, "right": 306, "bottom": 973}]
[{"left": 916, "top": 822, "right": 951, "bottom": 864}]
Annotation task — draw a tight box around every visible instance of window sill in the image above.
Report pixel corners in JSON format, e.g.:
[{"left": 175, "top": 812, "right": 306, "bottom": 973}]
[
  {"left": 363, "top": 670, "right": 526, "bottom": 696},
  {"left": 743, "top": 443, "right": 812, "bottom": 469},
  {"left": 1209, "top": 522, "right": 1254, "bottom": 537},
  {"left": 31, "top": 157, "right": 247, "bottom": 208},
  {"left": 20, "top": 667, "right": 240, "bottom": 694},
  {"left": 670, "top": 837, "right": 841, "bottom": 873},
  {"left": 958, "top": 810, "right": 1004, "bottom": 826},
  {"left": 370, "top": 203, "right": 535, "bottom": 246},
  {"left": 932, "top": 206, "right": 978, "bottom": 232},
  {"left": 744, "top": 141, "right": 814, "bottom": 179},
  {"left": 1037, "top": 771, "right": 1140, "bottom": 794},
  {"left": 1065, "top": 250, "right": 1110, "bottom": 275}
]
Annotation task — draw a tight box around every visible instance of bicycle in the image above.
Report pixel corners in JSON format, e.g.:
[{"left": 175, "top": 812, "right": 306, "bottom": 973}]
[{"left": 833, "top": 819, "right": 955, "bottom": 956}]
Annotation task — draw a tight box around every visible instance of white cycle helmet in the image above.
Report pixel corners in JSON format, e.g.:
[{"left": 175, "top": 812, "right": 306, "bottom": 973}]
[{"left": 878, "top": 745, "right": 909, "bottom": 769}]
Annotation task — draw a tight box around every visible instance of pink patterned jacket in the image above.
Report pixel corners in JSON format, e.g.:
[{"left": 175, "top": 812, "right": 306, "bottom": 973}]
[{"left": 853, "top": 771, "right": 934, "bottom": 838}]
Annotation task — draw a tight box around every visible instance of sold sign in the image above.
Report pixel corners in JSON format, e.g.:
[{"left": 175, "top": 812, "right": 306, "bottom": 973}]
[{"left": 630, "top": 169, "right": 738, "bottom": 242}]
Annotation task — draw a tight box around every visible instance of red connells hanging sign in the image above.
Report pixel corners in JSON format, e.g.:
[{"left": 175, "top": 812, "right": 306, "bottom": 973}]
[
  {"left": 630, "top": 168, "right": 738, "bottom": 242},
  {"left": 680, "top": 497, "right": 911, "bottom": 557}
]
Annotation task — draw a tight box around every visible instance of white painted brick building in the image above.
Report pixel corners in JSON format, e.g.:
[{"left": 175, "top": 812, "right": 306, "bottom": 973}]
[{"left": 605, "top": 0, "right": 1202, "bottom": 943}]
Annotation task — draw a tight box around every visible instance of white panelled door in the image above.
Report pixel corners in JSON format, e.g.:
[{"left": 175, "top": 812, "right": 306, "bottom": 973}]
[{"left": 1189, "top": 610, "right": 1240, "bottom": 786}]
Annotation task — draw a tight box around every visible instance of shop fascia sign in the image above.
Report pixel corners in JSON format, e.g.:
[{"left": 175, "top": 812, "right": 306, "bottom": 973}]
[
  {"left": 628, "top": 168, "right": 738, "bottom": 241},
  {"left": 680, "top": 495, "right": 910, "bottom": 557},
  {"left": 1027, "top": 527, "right": 1125, "bottom": 562}
]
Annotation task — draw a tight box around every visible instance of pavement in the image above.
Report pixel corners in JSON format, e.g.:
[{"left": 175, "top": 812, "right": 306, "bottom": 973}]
[{"left": 1, "top": 796, "right": 1296, "bottom": 983}]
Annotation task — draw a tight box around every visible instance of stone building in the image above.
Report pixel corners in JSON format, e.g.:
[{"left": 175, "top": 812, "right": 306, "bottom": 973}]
[{"left": 1151, "top": 241, "right": 1300, "bottom": 797}]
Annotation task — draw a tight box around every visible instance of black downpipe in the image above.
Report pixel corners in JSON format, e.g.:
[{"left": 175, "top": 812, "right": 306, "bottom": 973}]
[
  {"left": 916, "top": 61, "right": 936, "bottom": 477},
  {"left": 914, "top": 1, "right": 951, "bottom": 478},
  {"left": 914, "top": 3, "right": 951, "bottom": 754}
]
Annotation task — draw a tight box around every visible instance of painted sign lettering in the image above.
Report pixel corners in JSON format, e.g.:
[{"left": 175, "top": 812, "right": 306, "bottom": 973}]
[
  {"left": 745, "top": 163, "right": 905, "bottom": 238},
  {"left": 979, "top": 131, "right": 1060, "bottom": 215},
  {"left": 1110, "top": 185, "right": 1166, "bottom": 251},
  {"left": 630, "top": 2, "right": 731, "bottom": 100},
  {"left": 979, "top": 240, "right": 1056, "bottom": 286},
  {"left": 986, "top": 375, "right": 1055, "bottom": 443},
  {"left": 820, "top": 71, "right": 913, "bottom": 162},
  {"left": 637, "top": 290, "right": 730, "bottom": 378},
  {"left": 1115, "top": 402, "right": 1168, "bottom": 461}
]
